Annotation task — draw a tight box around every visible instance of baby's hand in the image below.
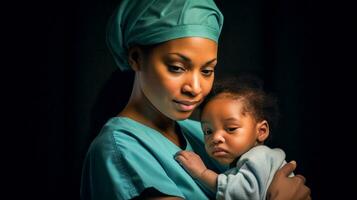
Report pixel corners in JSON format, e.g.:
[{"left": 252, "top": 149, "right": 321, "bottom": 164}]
[{"left": 175, "top": 151, "right": 207, "bottom": 179}]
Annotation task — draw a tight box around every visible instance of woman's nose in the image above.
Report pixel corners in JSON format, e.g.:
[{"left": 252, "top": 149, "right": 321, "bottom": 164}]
[{"left": 182, "top": 73, "right": 202, "bottom": 96}]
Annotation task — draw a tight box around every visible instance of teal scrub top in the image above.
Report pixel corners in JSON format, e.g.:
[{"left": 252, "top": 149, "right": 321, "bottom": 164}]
[{"left": 80, "top": 117, "right": 227, "bottom": 200}]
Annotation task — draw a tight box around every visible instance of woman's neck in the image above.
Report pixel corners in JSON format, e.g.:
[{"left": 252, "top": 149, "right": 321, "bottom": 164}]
[
  {"left": 118, "top": 77, "right": 185, "bottom": 148},
  {"left": 120, "top": 103, "right": 186, "bottom": 148},
  {"left": 120, "top": 101, "right": 175, "bottom": 134}
]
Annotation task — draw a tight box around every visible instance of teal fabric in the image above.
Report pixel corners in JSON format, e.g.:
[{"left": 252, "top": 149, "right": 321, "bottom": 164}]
[
  {"left": 80, "top": 117, "right": 227, "bottom": 200},
  {"left": 106, "top": 0, "right": 224, "bottom": 71}
]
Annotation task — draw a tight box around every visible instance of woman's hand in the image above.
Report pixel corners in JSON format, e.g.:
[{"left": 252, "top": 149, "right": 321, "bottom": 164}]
[{"left": 267, "top": 161, "right": 311, "bottom": 200}]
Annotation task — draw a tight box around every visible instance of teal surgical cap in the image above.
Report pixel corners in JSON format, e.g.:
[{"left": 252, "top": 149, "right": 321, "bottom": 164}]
[{"left": 106, "top": 0, "right": 224, "bottom": 71}]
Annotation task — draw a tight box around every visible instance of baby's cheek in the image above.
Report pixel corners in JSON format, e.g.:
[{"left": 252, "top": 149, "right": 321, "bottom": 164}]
[{"left": 204, "top": 146, "right": 212, "bottom": 157}]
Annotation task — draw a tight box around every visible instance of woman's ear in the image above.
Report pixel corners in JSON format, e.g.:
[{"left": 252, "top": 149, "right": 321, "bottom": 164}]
[
  {"left": 256, "top": 120, "right": 270, "bottom": 143},
  {"left": 128, "top": 46, "right": 144, "bottom": 71}
]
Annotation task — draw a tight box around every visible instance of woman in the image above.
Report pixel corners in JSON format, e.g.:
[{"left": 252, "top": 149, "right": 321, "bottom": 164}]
[{"left": 81, "top": 0, "right": 311, "bottom": 199}]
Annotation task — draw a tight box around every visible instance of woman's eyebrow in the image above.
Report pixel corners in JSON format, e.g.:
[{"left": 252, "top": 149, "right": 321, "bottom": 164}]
[
  {"left": 204, "top": 58, "right": 217, "bottom": 66},
  {"left": 168, "top": 53, "right": 191, "bottom": 63},
  {"left": 168, "top": 53, "right": 217, "bottom": 66}
]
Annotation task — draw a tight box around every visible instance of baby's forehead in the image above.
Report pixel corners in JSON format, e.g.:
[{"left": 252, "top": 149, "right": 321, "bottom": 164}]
[
  {"left": 207, "top": 93, "right": 255, "bottom": 114},
  {"left": 203, "top": 94, "right": 248, "bottom": 112},
  {"left": 211, "top": 92, "right": 246, "bottom": 103}
]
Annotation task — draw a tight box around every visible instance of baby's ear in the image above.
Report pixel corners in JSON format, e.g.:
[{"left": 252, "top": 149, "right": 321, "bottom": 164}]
[
  {"left": 128, "top": 46, "right": 144, "bottom": 71},
  {"left": 257, "top": 120, "right": 269, "bottom": 143}
]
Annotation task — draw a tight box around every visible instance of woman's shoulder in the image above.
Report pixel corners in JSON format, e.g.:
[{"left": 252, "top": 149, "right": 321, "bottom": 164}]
[
  {"left": 95, "top": 117, "right": 141, "bottom": 139},
  {"left": 88, "top": 117, "right": 148, "bottom": 153},
  {"left": 98, "top": 117, "right": 203, "bottom": 139},
  {"left": 177, "top": 119, "right": 203, "bottom": 137}
]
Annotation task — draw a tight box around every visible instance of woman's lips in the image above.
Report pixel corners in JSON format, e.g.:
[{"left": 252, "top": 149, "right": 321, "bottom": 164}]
[{"left": 173, "top": 100, "right": 200, "bottom": 112}]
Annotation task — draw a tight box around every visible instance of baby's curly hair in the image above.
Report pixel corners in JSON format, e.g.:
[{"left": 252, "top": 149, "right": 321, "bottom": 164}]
[{"left": 200, "top": 74, "right": 280, "bottom": 135}]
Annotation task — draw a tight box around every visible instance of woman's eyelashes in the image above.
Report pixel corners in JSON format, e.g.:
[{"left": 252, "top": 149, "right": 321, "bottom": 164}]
[
  {"left": 167, "top": 65, "right": 215, "bottom": 77},
  {"left": 201, "top": 68, "right": 214, "bottom": 76},
  {"left": 167, "top": 65, "right": 186, "bottom": 73}
]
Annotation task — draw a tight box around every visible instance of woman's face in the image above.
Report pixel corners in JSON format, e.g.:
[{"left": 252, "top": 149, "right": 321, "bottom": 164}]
[
  {"left": 137, "top": 37, "right": 218, "bottom": 120},
  {"left": 201, "top": 96, "right": 260, "bottom": 165}
]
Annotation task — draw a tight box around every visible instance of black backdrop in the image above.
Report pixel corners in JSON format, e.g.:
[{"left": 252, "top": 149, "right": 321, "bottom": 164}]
[{"left": 6, "top": 0, "right": 355, "bottom": 199}]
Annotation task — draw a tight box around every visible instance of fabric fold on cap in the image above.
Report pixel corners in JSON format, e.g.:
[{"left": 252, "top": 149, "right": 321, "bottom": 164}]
[{"left": 106, "top": 0, "right": 224, "bottom": 71}]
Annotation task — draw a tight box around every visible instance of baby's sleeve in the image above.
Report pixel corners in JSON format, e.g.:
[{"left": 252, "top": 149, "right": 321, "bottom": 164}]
[{"left": 216, "top": 145, "right": 286, "bottom": 200}]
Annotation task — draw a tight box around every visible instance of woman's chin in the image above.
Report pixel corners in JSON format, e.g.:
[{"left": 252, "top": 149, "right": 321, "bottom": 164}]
[{"left": 171, "top": 111, "right": 193, "bottom": 121}]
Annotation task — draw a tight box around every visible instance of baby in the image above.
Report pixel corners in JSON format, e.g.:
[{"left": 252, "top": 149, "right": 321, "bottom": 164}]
[{"left": 175, "top": 76, "right": 292, "bottom": 200}]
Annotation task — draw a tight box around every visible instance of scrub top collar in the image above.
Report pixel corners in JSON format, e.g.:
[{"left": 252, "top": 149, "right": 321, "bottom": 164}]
[{"left": 114, "top": 116, "right": 194, "bottom": 151}]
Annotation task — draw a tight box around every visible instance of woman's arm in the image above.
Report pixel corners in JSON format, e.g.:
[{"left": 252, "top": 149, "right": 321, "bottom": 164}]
[
  {"left": 267, "top": 161, "right": 311, "bottom": 200},
  {"left": 133, "top": 188, "right": 184, "bottom": 200},
  {"left": 144, "top": 197, "right": 184, "bottom": 200}
]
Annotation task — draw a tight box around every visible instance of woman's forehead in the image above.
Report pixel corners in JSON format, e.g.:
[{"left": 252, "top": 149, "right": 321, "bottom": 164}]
[{"left": 151, "top": 37, "right": 218, "bottom": 59}]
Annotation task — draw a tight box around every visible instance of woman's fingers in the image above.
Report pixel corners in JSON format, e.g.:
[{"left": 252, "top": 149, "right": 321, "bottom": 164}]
[
  {"left": 294, "top": 174, "right": 306, "bottom": 183},
  {"left": 277, "top": 160, "right": 297, "bottom": 177}
]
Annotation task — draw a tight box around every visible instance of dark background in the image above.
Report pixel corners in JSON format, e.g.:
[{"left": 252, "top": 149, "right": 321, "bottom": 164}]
[{"left": 5, "top": 0, "right": 355, "bottom": 199}]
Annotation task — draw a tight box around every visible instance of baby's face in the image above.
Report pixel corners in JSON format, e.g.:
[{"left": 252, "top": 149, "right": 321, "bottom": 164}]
[{"left": 201, "top": 96, "right": 260, "bottom": 165}]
